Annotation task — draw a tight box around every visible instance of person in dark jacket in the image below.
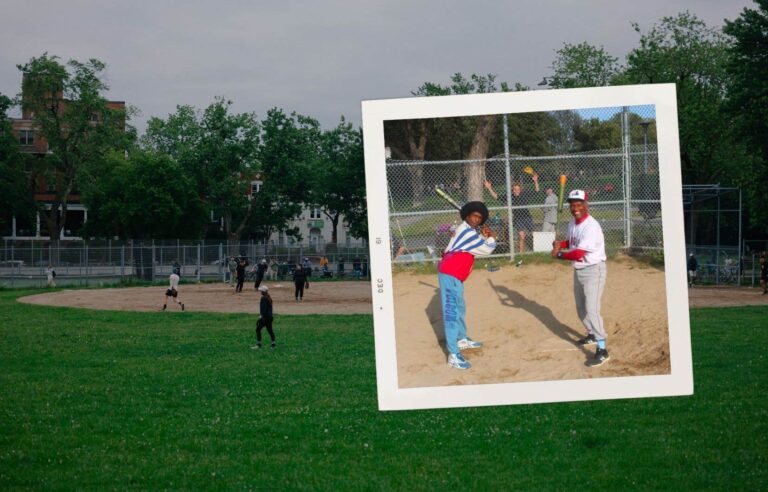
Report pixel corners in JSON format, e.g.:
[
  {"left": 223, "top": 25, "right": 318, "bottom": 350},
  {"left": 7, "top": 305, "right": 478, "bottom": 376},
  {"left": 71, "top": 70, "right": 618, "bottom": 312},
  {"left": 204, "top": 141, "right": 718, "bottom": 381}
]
[
  {"left": 293, "top": 263, "right": 310, "bottom": 302},
  {"left": 235, "top": 258, "right": 247, "bottom": 293},
  {"left": 253, "top": 259, "right": 268, "bottom": 290},
  {"left": 252, "top": 286, "right": 276, "bottom": 349},
  {"left": 687, "top": 253, "right": 698, "bottom": 288}
]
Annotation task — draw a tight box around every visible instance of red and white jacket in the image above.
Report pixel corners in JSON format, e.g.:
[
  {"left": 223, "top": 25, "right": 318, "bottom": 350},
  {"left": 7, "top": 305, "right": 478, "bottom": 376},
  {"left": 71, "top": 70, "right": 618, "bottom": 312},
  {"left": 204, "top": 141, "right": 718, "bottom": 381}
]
[{"left": 438, "top": 222, "right": 497, "bottom": 282}]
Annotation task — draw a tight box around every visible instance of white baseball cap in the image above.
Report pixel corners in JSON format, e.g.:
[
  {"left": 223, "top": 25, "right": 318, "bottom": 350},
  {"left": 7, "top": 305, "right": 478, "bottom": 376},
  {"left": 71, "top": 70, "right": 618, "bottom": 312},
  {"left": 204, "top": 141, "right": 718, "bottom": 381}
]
[
  {"left": 258, "top": 285, "right": 269, "bottom": 292},
  {"left": 567, "top": 189, "right": 588, "bottom": 202}
]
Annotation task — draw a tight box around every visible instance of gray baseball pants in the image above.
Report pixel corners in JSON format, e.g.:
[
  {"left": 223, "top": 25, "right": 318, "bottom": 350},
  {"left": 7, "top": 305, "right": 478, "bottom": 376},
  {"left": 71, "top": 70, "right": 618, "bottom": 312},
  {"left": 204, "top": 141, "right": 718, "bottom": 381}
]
[{"left": 574, "top": 262, "right": 607, "bottom": 340}]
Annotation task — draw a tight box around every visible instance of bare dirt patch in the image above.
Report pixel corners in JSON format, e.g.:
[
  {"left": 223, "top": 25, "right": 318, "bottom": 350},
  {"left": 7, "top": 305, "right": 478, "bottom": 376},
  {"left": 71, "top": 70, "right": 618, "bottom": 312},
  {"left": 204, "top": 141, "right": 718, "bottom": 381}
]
[
  {"left": 18, "top": 280, "right": 373, "bottom": 315},
  {"left": 393, "top": 260, "right": 671, "bottom": 388}
]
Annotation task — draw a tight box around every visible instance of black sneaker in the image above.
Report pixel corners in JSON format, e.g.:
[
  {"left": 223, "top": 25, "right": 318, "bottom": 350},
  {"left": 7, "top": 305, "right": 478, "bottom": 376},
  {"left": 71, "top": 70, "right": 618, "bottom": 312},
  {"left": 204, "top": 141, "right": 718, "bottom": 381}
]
[
  {"left": 577, "top": 334, "right": 597, "bottom": 346},
  {"left": 162, "top": 304, "right": 167, "bottom": 311},
  {"left": 271, "top": 342, "right": 276, "bottom": 349},
  {"left": 586, "top": 348, "right": 610, "bottom": 367},
  {"left": 181, "top": 303, "right": 185, "bottom": 311}
]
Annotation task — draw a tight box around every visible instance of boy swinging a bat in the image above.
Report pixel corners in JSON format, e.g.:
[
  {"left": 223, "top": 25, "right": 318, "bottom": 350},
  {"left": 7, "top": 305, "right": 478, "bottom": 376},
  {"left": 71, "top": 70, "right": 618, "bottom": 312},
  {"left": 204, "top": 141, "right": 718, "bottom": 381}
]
[{"left": 438, "top": 201, "right": 497, "bottom": 370}]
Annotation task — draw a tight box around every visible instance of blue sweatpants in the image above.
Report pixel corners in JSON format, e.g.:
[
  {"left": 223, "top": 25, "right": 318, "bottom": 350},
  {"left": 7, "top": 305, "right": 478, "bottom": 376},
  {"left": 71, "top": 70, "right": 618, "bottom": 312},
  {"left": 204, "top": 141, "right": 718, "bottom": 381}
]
[{"left": 438, "top": 272, "right": 467, "bottom": 355}]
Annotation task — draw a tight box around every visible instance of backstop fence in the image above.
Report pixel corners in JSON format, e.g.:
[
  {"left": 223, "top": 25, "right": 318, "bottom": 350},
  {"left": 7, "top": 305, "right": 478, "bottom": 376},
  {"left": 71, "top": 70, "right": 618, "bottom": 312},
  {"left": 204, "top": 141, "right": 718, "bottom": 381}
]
[
  {"left": 387, "top": 106, "right": 662, "bottom": 265},
  {"left": 0, "top": 239, "right": 370, "bottom": 287}
]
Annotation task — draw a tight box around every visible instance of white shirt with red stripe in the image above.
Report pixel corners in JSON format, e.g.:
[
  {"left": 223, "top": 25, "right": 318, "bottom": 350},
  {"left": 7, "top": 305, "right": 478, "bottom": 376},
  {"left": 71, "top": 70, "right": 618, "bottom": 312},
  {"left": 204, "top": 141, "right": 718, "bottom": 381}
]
[{"left": 566, "top": 215, "right": 606, "bottom": 269}]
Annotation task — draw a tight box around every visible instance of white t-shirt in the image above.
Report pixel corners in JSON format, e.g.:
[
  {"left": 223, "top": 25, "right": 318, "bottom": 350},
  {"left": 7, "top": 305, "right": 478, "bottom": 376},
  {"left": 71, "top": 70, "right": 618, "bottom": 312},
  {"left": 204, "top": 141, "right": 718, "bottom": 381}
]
[{"left": 567, "top": 215, "right": 606, "bottom": 269}]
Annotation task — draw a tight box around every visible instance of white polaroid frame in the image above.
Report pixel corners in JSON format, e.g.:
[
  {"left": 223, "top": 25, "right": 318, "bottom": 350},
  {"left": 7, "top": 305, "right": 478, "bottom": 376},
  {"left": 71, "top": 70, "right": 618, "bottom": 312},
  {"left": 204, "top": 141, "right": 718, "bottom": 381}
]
[{"left": 362, "top": 84, "right": 693, "bottom": 411}]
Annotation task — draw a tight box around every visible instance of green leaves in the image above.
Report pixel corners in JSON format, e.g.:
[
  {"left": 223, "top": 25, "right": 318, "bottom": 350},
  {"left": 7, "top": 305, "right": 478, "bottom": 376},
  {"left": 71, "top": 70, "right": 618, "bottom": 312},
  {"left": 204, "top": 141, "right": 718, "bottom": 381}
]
[{"left": 549, "top": 43, "right": 620, "bottom": 89}]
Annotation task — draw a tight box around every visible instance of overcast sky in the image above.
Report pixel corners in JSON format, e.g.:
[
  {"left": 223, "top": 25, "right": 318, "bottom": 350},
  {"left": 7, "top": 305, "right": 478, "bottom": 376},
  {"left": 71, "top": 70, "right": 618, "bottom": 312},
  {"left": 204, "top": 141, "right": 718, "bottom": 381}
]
[{"left": 0, "top": 1, "right": 754, "bottom": 134}]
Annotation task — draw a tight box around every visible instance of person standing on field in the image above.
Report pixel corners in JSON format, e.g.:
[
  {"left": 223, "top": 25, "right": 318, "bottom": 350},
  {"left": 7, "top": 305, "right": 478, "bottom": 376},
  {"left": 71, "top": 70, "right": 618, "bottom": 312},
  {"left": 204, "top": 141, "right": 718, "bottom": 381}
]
[
  {"left": 162, "top": 272, "right": 185, "bottom": 311},
  {"left": 760, "top": 252, "right": 767, "bottom": 295},
  {"left": 252, "top": 286, "right": 276, "bottom": 349},
  {"left": 687, "top": 253, "right": 699, "bottom": 288},
  {"left": 438, "top": 201, "right": 497, "bottom": 370},
  {"left": 293, "top": 263, "right": 310, "bottom": 302},
  {"left": 235, "top": 258, "right": 246, "bottom": 293},
  {"left": 254, "top": 259, "right": 268, "bottom": 290},
  {"left": 551, "top": 189, "right": 609, "bottom": 367},
  {"left": 45, "top": 265, "right": 56, "bottom": 288}
]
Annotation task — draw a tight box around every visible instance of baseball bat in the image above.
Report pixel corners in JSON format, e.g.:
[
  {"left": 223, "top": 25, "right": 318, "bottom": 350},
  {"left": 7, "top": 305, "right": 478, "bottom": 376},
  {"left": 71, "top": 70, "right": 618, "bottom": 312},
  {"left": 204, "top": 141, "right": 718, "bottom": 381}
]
[
  {"left": 557, "top": 174, "right": 568, "bottom": 211},
  {"left": 435, "top": 186, "right": 461, "bottom": 211}
]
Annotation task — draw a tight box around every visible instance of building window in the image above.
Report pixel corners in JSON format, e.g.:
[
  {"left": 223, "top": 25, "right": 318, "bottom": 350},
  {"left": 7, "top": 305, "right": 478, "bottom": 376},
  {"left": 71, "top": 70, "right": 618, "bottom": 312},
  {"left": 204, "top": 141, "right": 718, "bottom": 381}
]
[
  {"left": 19, "top": 130, "right": 34, "bottom": 146},
  {"left": 250, "top": 180, "right": 262, "bottom": 194},
  {"left": 309, "top": 206, "right": 322, "bottom": 219}
]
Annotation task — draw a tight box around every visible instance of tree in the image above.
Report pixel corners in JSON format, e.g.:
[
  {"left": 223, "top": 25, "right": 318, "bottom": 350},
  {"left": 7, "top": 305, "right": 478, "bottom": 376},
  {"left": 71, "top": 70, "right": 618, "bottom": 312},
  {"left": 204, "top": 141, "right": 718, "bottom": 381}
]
[
  {"left": 16, "top": 54, "right": 131, "bottom": 249},
  {"left": 254, "top": 108, "right": 323, "bottom": 243},
  {"left": 0, "top": 93, "right": 34, "bottom": 232},
  {"left": 416, "top": 73, "right": 510, "bottom": 202},
  {"left": 621, "top": 12, "right": 734, "bottom": 184},
  {"left": 312, "top": 119, "right": 366, "bottom": 244},
  {"left": 723, "top": 0, "right": 768, "bottom": 233},
  {"left": 80, "top": 150, "right": 206, "bottom": 239},
  {"left": 143, "top": 98, "right": 261, "bottom": 246},
  {"left": 548, "top": 42, "right": 621, "bottom": 89}
]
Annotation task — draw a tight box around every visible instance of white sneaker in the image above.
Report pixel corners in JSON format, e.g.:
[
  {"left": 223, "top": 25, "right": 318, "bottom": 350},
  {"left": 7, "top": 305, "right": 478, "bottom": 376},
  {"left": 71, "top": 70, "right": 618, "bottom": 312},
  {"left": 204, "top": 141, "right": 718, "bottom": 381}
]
[
  {"left": 251, "top": 345, "right": 261, "bottom": 350},
  {"left": 458, "top": 338, "right": 483, "bottom": 350},
  {"left": 447, "top": 352, "right": 471, "bottom": 370}
]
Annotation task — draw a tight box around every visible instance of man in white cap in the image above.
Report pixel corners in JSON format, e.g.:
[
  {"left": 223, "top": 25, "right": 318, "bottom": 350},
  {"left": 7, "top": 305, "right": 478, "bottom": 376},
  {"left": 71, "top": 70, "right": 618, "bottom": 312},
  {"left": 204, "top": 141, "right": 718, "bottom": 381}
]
[{"left": 551, "top": 189, "right": 609, "bottom": 367}]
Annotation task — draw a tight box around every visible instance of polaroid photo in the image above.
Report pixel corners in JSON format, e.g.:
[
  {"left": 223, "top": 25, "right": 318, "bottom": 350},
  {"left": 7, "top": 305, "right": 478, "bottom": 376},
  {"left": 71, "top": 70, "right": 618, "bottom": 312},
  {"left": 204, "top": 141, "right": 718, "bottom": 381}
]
[{"left": 362, "top": 84, "right": 693, "bottom": 411}]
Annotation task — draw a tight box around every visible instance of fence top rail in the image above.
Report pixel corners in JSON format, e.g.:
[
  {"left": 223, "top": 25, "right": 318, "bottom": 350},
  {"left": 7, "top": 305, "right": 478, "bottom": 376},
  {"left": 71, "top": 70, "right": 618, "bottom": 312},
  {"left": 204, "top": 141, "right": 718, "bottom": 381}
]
[{"left": 390, "top": 199, "right": 632, "bottom": 217}]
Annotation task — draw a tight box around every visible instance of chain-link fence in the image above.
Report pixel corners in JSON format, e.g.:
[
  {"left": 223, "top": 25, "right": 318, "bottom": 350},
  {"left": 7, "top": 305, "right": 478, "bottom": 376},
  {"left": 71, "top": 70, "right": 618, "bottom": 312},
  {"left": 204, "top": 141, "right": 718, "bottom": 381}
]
[
  {"left": 683, "top": 185, "right": 744, "bottom": 285},
  {"left": 0, "top": 239, "right": 370, "bottom": 287},
  {"left": 386, "top": 106, "right": 661, "bottom": 263}
]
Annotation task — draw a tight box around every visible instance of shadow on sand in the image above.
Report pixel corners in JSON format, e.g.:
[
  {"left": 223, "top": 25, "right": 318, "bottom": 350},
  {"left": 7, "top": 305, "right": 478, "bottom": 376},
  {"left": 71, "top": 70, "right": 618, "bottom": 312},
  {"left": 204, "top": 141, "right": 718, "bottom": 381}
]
[
  {"left": 487, "top": 279, "right": 590, "bottom": 357},
  {"left": 418, "top": 280, "right": 449, "bottom": 356}
]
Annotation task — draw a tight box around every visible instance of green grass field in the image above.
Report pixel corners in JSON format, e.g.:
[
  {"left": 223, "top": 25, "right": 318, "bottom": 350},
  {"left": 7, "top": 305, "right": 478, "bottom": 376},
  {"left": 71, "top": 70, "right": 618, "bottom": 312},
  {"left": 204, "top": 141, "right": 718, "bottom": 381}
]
[{"left": 1, "top": 289, "right": 766, "bottom": 490}]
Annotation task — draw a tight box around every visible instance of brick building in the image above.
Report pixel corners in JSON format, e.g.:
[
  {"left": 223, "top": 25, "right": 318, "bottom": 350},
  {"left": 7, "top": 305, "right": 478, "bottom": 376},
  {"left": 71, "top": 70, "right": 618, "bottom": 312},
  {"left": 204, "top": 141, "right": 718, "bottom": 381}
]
[{"left": 4, "top": 87, "right": 125, "bottom": 240}]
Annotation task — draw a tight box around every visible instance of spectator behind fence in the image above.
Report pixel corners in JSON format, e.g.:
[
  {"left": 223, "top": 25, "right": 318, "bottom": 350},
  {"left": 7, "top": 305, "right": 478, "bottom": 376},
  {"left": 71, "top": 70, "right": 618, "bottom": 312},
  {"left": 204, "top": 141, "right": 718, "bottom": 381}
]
[{"left": 542, "top": 188, "right": 558, "bottom": 232}]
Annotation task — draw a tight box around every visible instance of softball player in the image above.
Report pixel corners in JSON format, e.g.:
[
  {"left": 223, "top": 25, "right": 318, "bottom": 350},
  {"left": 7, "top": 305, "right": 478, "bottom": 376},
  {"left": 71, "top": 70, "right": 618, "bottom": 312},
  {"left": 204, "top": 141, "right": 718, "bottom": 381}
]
[
  {"left": 162, "top": 272, "right": 185, "bottom": 311},
  {"left": 438, "top": 201, "right": 497, "bottom": 370},
  {"left": 252, "top": 286, "right": 276, "bottom": 349},
  {"left": 551, "top": 189, "right": 609, "bottom": 367}
]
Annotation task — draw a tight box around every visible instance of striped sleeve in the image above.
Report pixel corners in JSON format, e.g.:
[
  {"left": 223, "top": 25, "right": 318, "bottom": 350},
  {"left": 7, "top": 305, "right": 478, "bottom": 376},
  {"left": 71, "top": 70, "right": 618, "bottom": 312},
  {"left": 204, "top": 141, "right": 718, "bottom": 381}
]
[{"left": 445, "top": 222, "right": 497, "bottom": 256}]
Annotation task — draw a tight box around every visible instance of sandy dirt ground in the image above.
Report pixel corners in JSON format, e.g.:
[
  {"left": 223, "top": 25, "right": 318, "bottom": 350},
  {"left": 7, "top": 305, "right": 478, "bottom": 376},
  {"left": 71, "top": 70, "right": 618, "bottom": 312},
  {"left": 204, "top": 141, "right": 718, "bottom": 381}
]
[
  {"left": 393, "top": 259, "right": 671, "bottom": 388},
  {"left": 18, "top": 280, "right": 373, "bottom": 315},
  {"left": 392, "top": 260, "right": 768, "bottom": 389}
]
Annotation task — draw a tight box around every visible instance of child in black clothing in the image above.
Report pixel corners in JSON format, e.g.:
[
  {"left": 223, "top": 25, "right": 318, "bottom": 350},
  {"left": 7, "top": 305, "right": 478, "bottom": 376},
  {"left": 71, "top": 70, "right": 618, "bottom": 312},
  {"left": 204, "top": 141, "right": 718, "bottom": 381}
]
[
  {"left": 235, "top": 259, "right": 246, "bottom": 293},
  {"left": 293, "top": 263, "right": 309, "bottom": 302},
  {"left": 253, "top": 286, "right": 276, "bottom": 349}
]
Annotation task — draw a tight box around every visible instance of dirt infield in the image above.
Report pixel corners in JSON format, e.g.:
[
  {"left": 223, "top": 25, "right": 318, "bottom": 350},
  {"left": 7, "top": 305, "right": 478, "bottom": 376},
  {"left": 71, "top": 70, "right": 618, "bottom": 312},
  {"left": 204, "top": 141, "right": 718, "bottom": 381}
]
[
  {"left": 688, "top": 285, "right": 768, "bottom": 308},
  {"left": 18, "top": 281, "right": 373, "bottom": 315},
  {"left": 393, "top": 259, "right": 677, "bottom": 388}
]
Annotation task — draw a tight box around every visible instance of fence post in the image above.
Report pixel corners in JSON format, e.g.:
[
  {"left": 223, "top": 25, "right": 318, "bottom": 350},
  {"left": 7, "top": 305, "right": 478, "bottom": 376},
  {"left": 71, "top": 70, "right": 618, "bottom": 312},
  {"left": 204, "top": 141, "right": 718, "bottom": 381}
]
[
  {"left": 197, "top": 244, "right": 201, "bottom": 282},
  {"left": 715, "top": 191, "right": 720, "bottom": 284},
  {"left": 85, "top": 245, "right": 89, "bottom": 287},
  {"left": 219, "top": 243, "right": 224, "bottom": 282},
  {"left": 121, "top": 245, "right": 125, "bottom": 280},
  {"left": 503, "top": 114, "right": 515, "bottom": 261},
  {"left": 622, "top": 106, "right": 632, "bottom": 249},
  {"left": 152, "top": 241, "right": 156, "bottom": 282}
]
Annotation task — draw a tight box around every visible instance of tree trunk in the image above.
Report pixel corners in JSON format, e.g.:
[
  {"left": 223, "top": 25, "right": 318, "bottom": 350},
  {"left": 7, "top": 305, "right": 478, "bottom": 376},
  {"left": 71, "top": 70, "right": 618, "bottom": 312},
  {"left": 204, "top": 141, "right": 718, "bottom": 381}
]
[
  {"left": 407, "top": 121, "right": 427, "bottom": 206},
  {"left": 465, "top": 115, "right": 498, "bottom": 202},
  {"left": 331, "top": 214, "right": 340, "bottom": 244}
]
